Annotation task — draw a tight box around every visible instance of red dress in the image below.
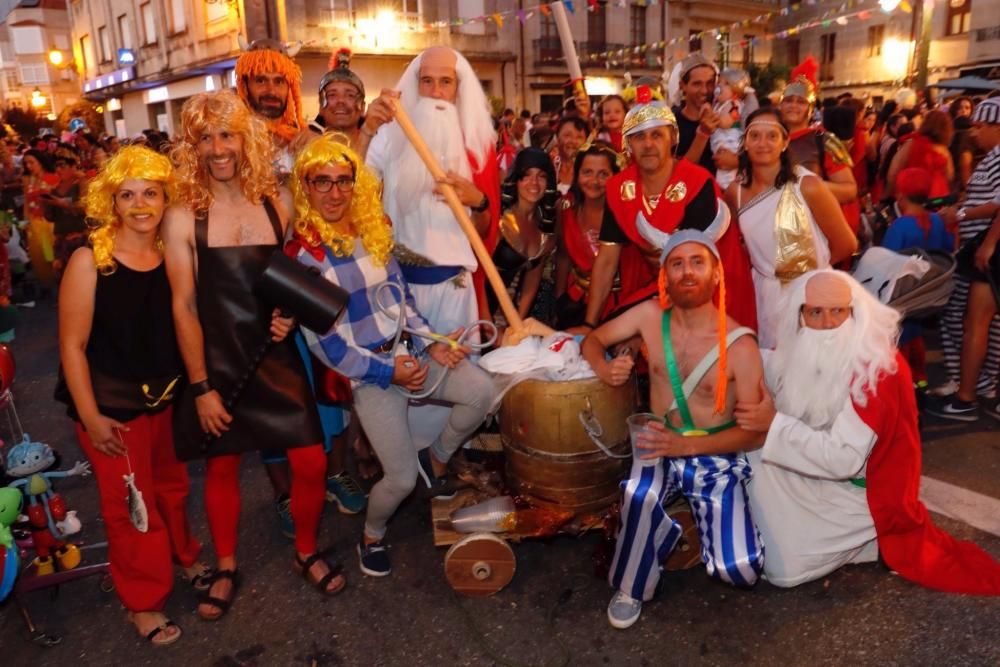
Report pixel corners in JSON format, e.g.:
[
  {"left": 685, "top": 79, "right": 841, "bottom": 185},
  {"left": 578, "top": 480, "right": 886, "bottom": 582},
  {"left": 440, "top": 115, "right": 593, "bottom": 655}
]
[{"left": 904, "top": 135, "right": 951, "bottom": 199}]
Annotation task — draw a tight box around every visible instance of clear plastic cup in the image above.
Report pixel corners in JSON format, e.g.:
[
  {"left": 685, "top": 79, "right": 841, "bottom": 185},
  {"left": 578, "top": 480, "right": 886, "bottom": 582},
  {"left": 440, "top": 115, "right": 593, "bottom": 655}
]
[{"left": 627, "top": 412, "right": 663, "bottom": 465}]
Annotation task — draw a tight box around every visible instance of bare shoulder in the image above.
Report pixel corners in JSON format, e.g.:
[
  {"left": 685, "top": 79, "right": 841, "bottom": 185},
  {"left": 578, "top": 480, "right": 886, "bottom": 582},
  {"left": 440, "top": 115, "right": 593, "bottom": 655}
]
[
  {"left": 634, "top": 299, "right": 663, "bottom": 326},
  {"left": 723, "top": 181, "right": 741, "bottom": 206},
  {"left": 798, "top": 172, "right": 827, "bottom": 201},
  {"left": 66, "top": 245, "right": 97, "bottom": 275},
  {"left": 161, "top": 205, "right": 195, "bottom": 243},
  {"left": 274, "top": 186, "right": 295, "bottom": 226}
]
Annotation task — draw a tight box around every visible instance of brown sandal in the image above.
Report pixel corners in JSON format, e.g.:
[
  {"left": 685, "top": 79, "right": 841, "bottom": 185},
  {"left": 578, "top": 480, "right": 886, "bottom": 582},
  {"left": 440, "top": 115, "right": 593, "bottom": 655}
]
[
  {"left": 128, "top": 611, "right": 182, "bottom": 646},
  {"left": 294, "top": 550, "right": 347, "bottom": 596}
]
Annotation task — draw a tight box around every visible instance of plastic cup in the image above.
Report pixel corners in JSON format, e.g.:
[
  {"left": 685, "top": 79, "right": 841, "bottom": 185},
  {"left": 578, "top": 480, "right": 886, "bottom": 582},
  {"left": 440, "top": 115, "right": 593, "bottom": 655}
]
[{"left": 627, "top": 412, "right": 663, "bottom": 465}]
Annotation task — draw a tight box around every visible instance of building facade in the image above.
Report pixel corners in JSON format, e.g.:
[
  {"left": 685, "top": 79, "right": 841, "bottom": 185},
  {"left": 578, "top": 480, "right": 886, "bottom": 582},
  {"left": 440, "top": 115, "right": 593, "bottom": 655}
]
[
  {"left": 515, "top": 0, "right": 777, "bottom": 114},
  {"left": 772, "top": 0, "right": 1000, "bottom": 105},
  {"left": 67, "top": 0, "right": 519, "bottom": 137},
  {"left": 0, "top": 0, "right": 80, "bottom": 119}
]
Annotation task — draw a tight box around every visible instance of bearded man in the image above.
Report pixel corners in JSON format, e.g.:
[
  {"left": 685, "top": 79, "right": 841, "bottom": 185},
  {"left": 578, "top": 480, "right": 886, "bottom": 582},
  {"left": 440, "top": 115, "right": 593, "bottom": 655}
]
[
  {"left": 235, "top": 38, "right": 307, "bottom": 176},
  {"left": 583, "top": 229, "right": 766, "bottom": 630},
  {"left": 737, "top": 270, "right": 1000, "bottom": 594},
  {"left": 163, "top": 91, "right": 343, "bottom": 619},
  {"left": 586, "top": 87, "right": 756, "bottom": 331},
  {"left": 363, "top": 45, "right": 500, "bottom": 451},
  {"left": 779, "top": 58, "right": 859, "bottom": 236}
]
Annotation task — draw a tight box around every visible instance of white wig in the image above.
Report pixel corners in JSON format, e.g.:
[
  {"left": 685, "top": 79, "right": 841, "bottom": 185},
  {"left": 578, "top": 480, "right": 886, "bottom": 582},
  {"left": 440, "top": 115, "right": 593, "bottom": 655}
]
[
  {"left": 774, "top": 269, "right": 900, "bottom": 407},
  {"left": 394, "top": 47, "right": 496, "bottom": 169}
]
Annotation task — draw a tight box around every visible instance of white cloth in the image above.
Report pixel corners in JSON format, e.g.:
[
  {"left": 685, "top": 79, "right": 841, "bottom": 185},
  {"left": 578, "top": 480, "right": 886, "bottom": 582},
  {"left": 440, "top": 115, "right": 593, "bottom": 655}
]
[
  {"left": 366, "top": 131, "right": 478, "bottom": 270},
  {"left": 748, "top": 381, "right": 880, "bottom": 587},
  {"left": 710, "top": 127, "right": 742, "bottom": 190},
  {"left": 737, "top": 167, "right": 831, "bottom": 349},
  {"left": 852, "top": 246, "right": 930, "bottom": 305}
]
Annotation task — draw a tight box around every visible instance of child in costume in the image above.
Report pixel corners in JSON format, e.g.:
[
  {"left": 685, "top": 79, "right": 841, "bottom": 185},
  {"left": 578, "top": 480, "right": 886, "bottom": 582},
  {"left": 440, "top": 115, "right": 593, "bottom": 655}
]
[
  {"left": 711, "top": 68, "right": 759, "bottom": 190},
  {"left": 57, "top": 146, "right": 207, "bottom": 646}
]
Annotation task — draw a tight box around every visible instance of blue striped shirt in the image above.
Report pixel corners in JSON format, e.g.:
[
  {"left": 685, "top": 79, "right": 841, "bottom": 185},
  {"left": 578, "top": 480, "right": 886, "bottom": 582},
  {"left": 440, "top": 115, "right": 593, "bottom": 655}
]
[{"left": 291, "top": 239, "right": 433, "bottom": 389}]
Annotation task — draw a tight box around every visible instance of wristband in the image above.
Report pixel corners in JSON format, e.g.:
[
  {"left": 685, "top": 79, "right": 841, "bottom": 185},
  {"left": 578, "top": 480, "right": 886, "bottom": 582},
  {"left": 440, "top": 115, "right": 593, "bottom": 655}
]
[
  {"left": 472, "top": 195, "right": 490, "bottom": 213},
  {"left": 583, "top": 321, "right": 597, "bottom": 329},
  {"left": 360, "top": 125, "right": 376, "bottom": 138},
  {"left": 957, "top": 208, "right": 967, "bottom": 222},
  {"left": 190, "top": 379, "right": 212, "bottom": 397},
  {"left": 696, "top": 127, "right": 712, "bottom": 138}
]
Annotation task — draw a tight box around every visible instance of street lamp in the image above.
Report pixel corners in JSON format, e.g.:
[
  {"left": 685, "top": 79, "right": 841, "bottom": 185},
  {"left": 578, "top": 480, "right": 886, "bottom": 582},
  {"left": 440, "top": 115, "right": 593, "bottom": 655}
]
[
  {"left": 48, "top": 49, "right": 65, "bottom": 67},
  {"left": 30, "top": 88, "right": 47, "bottom": 108}
]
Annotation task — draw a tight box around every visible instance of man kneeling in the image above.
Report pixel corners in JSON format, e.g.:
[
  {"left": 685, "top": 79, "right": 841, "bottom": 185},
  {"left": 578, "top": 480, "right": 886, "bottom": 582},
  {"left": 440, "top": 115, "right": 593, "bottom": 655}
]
[
  {"left": 738, "top": 270, "right": 1000, "bottom": 595},
  {"left": 582, "top": 229, "right": 766, "bottom": 629},
  {"left": 288, "top": 134, "right": 495, "bottom": 578}
]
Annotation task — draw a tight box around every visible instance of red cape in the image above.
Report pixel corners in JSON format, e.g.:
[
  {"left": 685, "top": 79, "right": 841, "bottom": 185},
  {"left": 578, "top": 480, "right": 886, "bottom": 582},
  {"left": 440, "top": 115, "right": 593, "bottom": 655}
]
[
  {"left": 605, "top": 161, "right": 757, "bottom": 330},
  {"left": 857, "top": 354, "right": 1000, "bottom": 595},
  {"left": 469, "top": 146, "right": 501, "bottom": 322}
]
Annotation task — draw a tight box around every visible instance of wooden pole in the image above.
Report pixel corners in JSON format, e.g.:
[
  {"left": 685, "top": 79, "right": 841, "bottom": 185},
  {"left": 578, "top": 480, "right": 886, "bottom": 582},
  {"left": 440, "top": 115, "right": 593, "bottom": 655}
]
[{"left": 390, "top": 98, "right": 525, "bottom": 332}]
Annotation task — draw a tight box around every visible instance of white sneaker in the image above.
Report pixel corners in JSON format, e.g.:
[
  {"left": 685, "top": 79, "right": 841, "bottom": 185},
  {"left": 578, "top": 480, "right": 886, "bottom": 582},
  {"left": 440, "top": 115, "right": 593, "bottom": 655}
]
[
  {"left": 607, "top": 590, "right": 642, "bottom": 629},
  {"left": 927, "top": 379, "right": 958, "bottom": 397}
]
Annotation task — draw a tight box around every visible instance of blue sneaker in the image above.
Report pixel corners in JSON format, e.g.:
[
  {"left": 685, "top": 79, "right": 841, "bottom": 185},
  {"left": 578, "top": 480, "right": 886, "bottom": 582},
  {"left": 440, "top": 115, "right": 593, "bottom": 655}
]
[
  {"left": 416, "top": 448, "right": 458, "bottom": 499},
  {"left": 358, "top": 539, "right": 391, "bottom": 577},
  {"left": 325, "top": 472, "right": 367, "bottom": 514},
  {"left": 276, "top": 496, "right": 294, "bottom": 540}
]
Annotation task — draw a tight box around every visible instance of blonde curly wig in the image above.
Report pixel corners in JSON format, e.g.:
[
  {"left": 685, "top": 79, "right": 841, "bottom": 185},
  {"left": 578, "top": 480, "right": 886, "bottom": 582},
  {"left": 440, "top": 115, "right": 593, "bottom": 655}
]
[
  {"left": 170, "top": 90, "right": 278, "bottom": 216},
  {"left": 82, "top": 145, "right": 176, "bottom": 274},
  {"left": 290, "top": 133, "right": 393, "bottom": 266}
]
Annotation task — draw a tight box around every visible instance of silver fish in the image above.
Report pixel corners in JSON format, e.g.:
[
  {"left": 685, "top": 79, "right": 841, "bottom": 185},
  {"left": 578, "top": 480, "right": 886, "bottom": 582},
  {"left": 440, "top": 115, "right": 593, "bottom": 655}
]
[{"left": 124, "top": 473, "right": 149, "bottom": 533}]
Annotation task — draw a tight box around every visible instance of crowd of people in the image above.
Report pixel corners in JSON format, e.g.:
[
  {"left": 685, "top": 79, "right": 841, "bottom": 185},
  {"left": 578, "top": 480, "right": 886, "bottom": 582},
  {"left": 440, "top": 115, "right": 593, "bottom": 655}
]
[{"left": 3, "top": 40, "right": 999, "bottom": 645}]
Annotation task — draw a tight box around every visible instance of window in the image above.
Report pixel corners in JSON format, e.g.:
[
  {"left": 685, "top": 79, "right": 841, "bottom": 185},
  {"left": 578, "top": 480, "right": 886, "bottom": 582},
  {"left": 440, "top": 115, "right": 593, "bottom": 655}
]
[
  {"left": 141, "top": 2, "right": 157, "bottom": 44},
  {"left": 5, "top": 70, "right": 19, "bottom": 90},
  {"left": 689, "top": 30, "right": 702, "bottom": 53},
  {"left": 18, "top": 63, "right": 49, "bottom": 85},
  {"left": 946, "top": 0, "right": 971, "bottom": 36},
  {"left": 11, "top": 26, "right": 44, "bottom": 54},
  {"left": 742, "top": 34, "right": 754, "bottom": 67},
  {"left": 540, "top": 13, "right": 556, "bottom": 41},
  {"left": 630, "top": 6, "right": 646, "bottom": 47},
  {"left": 588, "top": 5, "right": 606, "bottom": 50},
  {"left": 820, "top": 33, "right": 836, "bottom": 82},
  {"left": 98, "top": 26, "right": 111, "bottom": 62},
  {"left": 80, "top": 33, "right": 94, "bottom": 71},
  {"left": 867, "top": 25, "right": 885, "bottom": 57},
  {"left": 170, "top": 0, "right": 187, "bottom": 33},
  {"left": 118, "top": 14, "right": 133, "bottom": 50},
  {"left": 786, "top": 38, "right": 800, "bottom": 66},
  {"left": 206, "top": 0, "right": 229, "bottom": 22},
  {"left": 399, "top": 0, "right": 419, "bottom": 21}
]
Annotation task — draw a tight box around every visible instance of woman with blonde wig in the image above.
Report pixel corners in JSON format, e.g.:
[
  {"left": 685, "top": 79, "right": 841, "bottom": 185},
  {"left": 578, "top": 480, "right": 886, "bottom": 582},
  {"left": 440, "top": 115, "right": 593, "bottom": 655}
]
[{"left": 57, "top": 146, "right": 208, "bottom": 646}]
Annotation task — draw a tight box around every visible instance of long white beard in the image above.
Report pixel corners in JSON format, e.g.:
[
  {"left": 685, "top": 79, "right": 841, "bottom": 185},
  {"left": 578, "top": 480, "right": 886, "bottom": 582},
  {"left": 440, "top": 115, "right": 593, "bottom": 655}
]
[
  {"left": 771, "top": 320, "right": 858, "bottom": 429},
  {"left": 391, "top": 97, "right": 473, "bottom": 215}
]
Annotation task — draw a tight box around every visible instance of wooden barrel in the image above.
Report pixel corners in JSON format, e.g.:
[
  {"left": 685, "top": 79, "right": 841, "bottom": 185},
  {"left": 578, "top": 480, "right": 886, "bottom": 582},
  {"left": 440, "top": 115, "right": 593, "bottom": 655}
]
[{"left": 500, "top": 377, "right": 636, "bottom": 513}]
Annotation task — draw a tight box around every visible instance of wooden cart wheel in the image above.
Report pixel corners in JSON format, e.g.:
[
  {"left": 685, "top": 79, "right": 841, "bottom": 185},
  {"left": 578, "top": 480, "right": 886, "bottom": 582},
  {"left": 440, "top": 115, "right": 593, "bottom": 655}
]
[
  {"left": 663, "top": 507, "right": 703, "bottom": 571},
  {"left": 443, "top": 533, "right": 516, "bottom": 597}
]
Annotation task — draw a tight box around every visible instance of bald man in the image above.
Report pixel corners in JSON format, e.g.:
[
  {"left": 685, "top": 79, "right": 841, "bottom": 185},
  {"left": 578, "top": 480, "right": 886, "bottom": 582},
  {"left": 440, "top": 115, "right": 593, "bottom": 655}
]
[{"left": 738, "top": 270, "right": 1000, "bottom": 595}]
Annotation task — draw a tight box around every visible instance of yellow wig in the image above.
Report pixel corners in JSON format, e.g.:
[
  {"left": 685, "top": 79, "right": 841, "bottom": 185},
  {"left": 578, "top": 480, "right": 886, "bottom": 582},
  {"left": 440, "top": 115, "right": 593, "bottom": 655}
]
[
  {"left": 170, "top": 90, "right": 278, "bottom": 216},
  {"left": 236, "top": 48, "right": 305, "bottom": 144},
  {"left": 82, "top": 145, "right": 176, "bottom": 275},
  {"left": 290, "top": 133, "right": 393, "bottom": 266}
]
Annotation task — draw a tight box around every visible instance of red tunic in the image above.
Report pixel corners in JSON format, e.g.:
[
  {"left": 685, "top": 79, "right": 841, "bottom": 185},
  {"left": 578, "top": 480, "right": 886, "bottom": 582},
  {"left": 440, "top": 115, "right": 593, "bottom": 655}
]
[
  {"left": 604, "top": 160, "right": 757, "bottom": 330},
  {"left": 559, "top": 201, "right": 632, "bottom": 320},
  {"left": 470, "top": 146, "right": 502, "bottom": 323},
  {"left": 859, "top": 354, "right": 1000, "bottom": 595}
]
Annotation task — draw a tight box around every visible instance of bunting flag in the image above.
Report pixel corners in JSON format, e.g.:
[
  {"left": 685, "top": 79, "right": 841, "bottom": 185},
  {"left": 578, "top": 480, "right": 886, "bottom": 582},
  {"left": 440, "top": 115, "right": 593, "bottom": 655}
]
[{"left": 329, "top": 0, "right": 898, "bottom": 71}]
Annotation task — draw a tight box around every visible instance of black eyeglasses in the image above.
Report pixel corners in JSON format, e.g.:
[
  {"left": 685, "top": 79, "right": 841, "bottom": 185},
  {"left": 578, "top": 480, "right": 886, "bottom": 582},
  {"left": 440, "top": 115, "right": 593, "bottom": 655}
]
[{"left": 308, "top": 177, "right": 355, "bottom": 193}]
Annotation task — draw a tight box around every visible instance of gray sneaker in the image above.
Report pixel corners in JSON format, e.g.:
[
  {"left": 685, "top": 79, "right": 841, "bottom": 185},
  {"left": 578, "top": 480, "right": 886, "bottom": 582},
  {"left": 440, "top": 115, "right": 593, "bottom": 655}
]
[{"left": 607, "top": 590, "right": 642, "bottom": 629}]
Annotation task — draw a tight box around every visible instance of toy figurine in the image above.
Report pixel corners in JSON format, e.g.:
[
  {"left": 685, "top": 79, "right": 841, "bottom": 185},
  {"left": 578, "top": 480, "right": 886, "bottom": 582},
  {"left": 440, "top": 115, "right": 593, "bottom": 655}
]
[
  {"left": 0, "top": 485, "right": 20, "bottom": 601},
  {"left": 5, "top": 435, "right": 90, "bottom": 575}
]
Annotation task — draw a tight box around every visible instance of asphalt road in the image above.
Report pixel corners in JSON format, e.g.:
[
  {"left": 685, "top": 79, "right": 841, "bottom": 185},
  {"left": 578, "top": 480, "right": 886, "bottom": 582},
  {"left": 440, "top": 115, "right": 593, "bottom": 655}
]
[{"left": 1, "top": 300, "right": 998, "bottom": 667}]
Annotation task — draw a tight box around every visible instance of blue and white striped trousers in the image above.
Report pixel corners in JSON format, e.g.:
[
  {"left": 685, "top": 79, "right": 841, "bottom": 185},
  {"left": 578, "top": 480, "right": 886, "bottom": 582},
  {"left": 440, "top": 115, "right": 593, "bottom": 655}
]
[{"left": 609, "top": 453, "right": 764, "bottom": 601}]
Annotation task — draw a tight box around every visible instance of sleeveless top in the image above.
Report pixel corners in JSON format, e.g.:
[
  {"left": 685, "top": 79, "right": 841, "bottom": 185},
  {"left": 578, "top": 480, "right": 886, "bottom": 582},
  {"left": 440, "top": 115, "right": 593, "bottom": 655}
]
[
  {"left": 172, "top": 199, "right": 322, "bottom": 461},
  {"left": 57, "top": 260, "right": 182, "bottom": 422}
]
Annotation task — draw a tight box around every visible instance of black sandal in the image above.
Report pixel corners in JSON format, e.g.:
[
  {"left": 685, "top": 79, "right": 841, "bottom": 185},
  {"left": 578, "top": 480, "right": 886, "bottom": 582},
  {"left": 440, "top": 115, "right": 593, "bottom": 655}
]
[
  {"left": 183, "top": 563, "right": 216, "bottom": 591},
  {"left": 197, "top": 569, "right": 240, "bottom": 621},
  {"left": 144, "top": 621, "right": 181, "bottom": 646},
  {"left": 294, "top": 549, "right": 346, "bottom": 596}
]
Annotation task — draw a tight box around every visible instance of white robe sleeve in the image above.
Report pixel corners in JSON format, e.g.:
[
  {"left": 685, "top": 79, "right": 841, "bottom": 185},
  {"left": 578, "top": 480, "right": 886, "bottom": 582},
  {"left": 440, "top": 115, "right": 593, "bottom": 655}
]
[
  {"left": 365, "top": 131, "right": 388, "bottom": 180},
  {"left": 761, "top": 398, "right": 877, "bottom": 481}
]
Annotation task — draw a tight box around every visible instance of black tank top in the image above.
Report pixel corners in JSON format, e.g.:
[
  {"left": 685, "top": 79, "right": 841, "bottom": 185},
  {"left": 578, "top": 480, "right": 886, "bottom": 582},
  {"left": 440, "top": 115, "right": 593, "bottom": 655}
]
[{"left": 57, "top": 260, "right": 183, "bottom": 422}]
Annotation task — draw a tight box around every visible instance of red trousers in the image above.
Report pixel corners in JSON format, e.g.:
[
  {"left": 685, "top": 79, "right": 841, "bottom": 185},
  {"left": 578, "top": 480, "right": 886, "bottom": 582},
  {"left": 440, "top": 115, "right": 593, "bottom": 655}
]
[
  {"left": 205, "top": 444, "right": 326, "bottom": 558},
  {"left": 76, "top": 406, "right": 201, "bottom": 612},
  {"left": 900, "top": 336, "right": 928, "bottom": 383}
]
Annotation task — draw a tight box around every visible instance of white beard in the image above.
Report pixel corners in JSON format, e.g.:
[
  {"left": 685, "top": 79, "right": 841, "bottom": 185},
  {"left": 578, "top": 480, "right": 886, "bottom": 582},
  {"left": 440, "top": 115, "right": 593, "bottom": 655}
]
[
  {"left": 771, "top": 320, "right": 858, "bottom": 429},
  {"left": 390, "top": 97, "right": 473, "bottom": 216}
]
